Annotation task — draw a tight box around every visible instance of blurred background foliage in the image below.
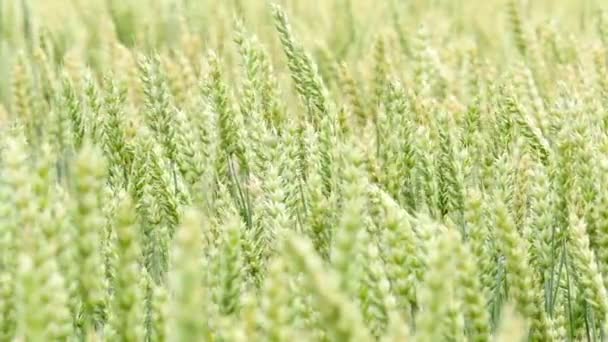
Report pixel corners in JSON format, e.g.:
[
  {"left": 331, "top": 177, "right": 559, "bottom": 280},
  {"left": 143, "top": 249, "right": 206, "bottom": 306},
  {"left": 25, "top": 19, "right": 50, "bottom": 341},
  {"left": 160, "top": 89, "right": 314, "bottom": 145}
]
[{"left": 0, "top": 0, "right": 606, "bottom": 114}]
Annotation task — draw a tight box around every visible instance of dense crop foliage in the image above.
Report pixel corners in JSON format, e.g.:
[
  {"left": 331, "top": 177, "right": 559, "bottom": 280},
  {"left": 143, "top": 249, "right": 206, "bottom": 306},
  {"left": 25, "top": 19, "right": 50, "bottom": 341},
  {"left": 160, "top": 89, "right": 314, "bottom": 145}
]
[{"left": 2, "top": 0, "right": 608, "bottom": 340}]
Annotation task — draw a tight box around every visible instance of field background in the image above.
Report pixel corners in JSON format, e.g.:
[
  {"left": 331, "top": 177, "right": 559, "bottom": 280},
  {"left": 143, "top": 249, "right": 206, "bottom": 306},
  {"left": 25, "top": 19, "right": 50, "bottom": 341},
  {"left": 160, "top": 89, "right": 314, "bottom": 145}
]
[
  {"left": 3, "top": 0, "right": 608, "bottom": 341},
  {"left": 0, "top": 0, "right": 606, "bottom": 105}
]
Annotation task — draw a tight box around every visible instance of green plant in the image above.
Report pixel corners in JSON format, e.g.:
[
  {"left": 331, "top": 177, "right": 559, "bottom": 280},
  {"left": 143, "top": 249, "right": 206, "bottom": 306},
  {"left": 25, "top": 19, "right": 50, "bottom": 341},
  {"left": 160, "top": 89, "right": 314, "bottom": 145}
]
[{"left": 1, "top": 0, "right": 608, "bottom": 340}]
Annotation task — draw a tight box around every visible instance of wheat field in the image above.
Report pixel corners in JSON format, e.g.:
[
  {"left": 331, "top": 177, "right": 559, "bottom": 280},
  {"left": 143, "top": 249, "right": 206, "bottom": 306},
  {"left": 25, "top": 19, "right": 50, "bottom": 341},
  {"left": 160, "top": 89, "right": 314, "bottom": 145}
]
[{"left": 1, "top": 0, "right": 608, "bottom": 341}]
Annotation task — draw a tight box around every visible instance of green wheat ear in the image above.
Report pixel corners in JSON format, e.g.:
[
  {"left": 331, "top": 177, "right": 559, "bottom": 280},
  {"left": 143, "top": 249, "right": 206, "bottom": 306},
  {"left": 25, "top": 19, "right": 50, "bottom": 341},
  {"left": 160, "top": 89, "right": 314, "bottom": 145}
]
[
  {"left": 415, "top": 227, "right": 461, "bottom": 342},
  {"left": 167, "top": 208, "right": 210, "bottom": 341},
  {"left": 507, "top": 0, "right": 529, "bottom": 58},
  {"left": 493, "top": 189, "right": 557, "bottom": 341},
  {"left": 72, "top": 143, "right": 109, "bottom": 335},
  {"left": 1, "top": 131, "right": 33, "bottom": 341},
  {"left": 254, "top": 256, "right": 294, "bottom": 341},
  {"left": 106, "top": 192, "right": 146, "bottom": 342},
  {"left": 283, "top": 232, "right": 372, "bottom": 341},
  {"left": 567, "top": 213, "right": 608, "bottom": 335},
  {"left": 11, "top": 53, "right": 35, "bottom": 146},
  {"left": 271, "top": 3, "right": 329, "bottom": 127}
]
